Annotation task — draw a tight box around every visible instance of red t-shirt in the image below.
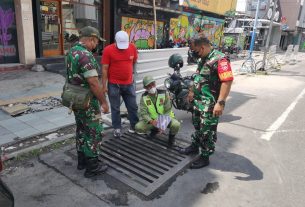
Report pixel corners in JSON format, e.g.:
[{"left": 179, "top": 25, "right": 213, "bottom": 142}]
[{"left": 101, "top": 43, "right": 138, "bottom": 84}]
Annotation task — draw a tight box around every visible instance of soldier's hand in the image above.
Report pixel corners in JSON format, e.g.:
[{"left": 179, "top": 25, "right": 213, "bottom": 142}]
[
  {"left": 150, "top": 120, "right": 158, "bottom": 127},
  {"left": 186, "top": 91, "right": 194, "bottom": 103},
  {"left": 101, "top": 102, "right": 109, "bottom": 114},
  {"left": 213, "top": 103, "right": 224, "bottom": 117},
  {"left": 101, "top": 87, "right": 108, "bottom": 94}
]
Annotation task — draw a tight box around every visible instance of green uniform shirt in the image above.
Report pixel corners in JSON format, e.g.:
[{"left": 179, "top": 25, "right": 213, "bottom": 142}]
[
  {"left": 66, "top": 42, "right": 99, "bottom": 88},
  {"left": 193, "top": 49, "right": 226, "bottom": 112}
]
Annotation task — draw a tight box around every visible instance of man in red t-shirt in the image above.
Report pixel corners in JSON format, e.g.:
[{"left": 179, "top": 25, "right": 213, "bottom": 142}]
[{"left": 101, "top": 31, "right": 139, "bottom": 137}]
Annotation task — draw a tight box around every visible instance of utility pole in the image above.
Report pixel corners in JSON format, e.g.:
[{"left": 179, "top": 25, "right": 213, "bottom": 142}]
[
  {"left": 153, "top": 0, "right": 157, "bottom": 49},
  {"left": 259, "top": 0, "right": 278, "bottom": 71},
  {"left": 249, "top": 0, "right": 261, "bottom": 58}
]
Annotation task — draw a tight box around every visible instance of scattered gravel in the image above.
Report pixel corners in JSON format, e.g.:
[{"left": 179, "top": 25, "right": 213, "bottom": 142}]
[{"left": 12, "top": 96, "right": 63, "bottom": 116}]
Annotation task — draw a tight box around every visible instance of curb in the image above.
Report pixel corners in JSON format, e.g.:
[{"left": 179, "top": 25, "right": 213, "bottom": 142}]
[{"left": 6, "top": 133, "right": 75, "bottom": 160}]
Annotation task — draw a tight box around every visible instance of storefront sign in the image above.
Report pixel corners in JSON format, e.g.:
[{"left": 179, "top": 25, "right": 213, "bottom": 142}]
[
  {"left": 0, "top": 0, "right": 19, "bottom": 64},
  {"left": 180, "top": 0, "right": 237, "bottom": 16}
]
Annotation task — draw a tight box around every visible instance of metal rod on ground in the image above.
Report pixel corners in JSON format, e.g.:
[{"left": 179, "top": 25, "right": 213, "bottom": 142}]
[
  {"left": 259, "top": 0, "right": 278, "bottom": 71},
  {"left": 153, "top": 0, "right": 157, "bottom": 49},
  {"left": 249, "top": 0, "right": 261, "bottom": 58}
]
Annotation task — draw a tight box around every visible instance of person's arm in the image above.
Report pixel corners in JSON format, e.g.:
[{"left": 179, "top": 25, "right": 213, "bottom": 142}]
[
  {"left": 101, "top": 46, "right": 110, "bottom": 94},
  {"left": 163, "top": 92, "right": 172, "bottom": 115},
  {"left": 213, "top": 81, "right": 232, "bottom": 117},
  {"left": 101, "top": 64, "right": 109, "bottom": 94},
  {"left": 213, "top": 58, "right": 234, "bottom": 117},
  {"left": 87, "top": 77, "right": 109, "bottom": 113}
]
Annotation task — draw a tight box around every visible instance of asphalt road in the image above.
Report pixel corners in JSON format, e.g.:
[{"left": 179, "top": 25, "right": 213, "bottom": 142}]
[{"left": 2, "top": 62, "right": 305, "bottom": 207}]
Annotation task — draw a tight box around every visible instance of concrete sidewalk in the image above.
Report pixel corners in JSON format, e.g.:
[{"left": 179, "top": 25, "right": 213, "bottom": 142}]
[{"left": 0, "top": 51, "right": 304, "bottom": 148}]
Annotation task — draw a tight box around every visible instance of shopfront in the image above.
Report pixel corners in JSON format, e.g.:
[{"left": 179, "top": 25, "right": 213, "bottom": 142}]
[
  {"left": 0, "top": 0, "right": 19, "bottom": 64},
  {"left": 35, "top": 0, "right": 103, "bottom": 57}
]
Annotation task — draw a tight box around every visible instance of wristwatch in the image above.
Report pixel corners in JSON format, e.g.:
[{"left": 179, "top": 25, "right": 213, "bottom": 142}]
[{"left": 217, "top": 100, "right": 226, "bottom": 107}]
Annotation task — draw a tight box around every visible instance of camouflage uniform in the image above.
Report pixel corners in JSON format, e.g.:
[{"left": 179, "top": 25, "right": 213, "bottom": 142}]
[
  {"left": 192, "top": 49, "right": 233, "bottom": 158},
  {"left": 66, "top": 42, "right": 103, "bottom": 158}
]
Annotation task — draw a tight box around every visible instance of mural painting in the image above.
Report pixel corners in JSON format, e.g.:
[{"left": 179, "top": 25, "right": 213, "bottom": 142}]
[
  {"left": 169, "top": 14, "right": 224, "bottom": 47},
  {"left": 121, "top": 17, "right": 164, "bottom": 49},
  {"left": 0, "top": 1, "right": 19, "bottom": 64}
]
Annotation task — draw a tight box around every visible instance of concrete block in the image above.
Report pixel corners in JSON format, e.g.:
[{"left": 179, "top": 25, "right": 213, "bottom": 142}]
[
  {"left": 2, "top": 104, "right": 30, "bottom": 116},
  {"left": 31, "top": 64, "right": 45, "bottom": 72}
]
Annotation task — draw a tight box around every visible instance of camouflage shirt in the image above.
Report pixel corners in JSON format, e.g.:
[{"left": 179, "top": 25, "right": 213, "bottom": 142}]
[
  {"left": 66, "top": 42, "right": 99, "bottom": 88},
  {"left": 193, "top": 49, "right": 233, "bottom": 112}
]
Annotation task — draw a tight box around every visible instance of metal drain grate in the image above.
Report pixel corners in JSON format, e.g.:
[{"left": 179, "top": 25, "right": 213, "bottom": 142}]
[{"left": 100, "top": 132, "right": 197, "bottom": 196}]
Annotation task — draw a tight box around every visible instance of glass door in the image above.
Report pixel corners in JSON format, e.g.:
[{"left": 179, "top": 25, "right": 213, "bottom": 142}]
[{"left": 40, "top": 0, "right": 63, "bottom": 56}]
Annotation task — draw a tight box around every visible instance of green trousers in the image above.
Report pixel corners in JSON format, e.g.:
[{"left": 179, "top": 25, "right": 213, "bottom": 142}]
[
  {"left": 192, "top": 109, "right": 219, "bottom": 158},
  {"left": 135, "top": 118, "right": 180, "bottom": 135},
  {"left": 74, "top": 98, "right": 103, "bottom": 157}
]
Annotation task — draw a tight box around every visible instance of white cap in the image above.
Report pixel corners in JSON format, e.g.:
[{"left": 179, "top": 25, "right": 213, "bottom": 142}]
[{"left": 115, "top": 31, "right": 129, "bottom": 49}]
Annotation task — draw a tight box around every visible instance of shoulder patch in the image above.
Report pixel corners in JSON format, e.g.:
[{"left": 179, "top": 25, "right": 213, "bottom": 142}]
[{"left": 217, "top": 58, "right": 234, "bottom": 81}]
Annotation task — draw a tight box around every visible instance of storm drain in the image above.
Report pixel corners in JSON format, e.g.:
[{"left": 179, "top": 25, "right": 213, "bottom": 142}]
[{"left": 100, "top": 132, "right": 197, "bottom": 196}]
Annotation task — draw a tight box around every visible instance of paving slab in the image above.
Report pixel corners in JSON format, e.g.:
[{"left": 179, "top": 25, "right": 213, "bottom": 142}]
[
  {"left": 15, "top": 113, "right": 40, "bottom": 122},
  {"left": 32, "top": 122, "right": 58, "bottom": 133},
  {"left": 0, "top": 109, "right": 11, "bottom": 121},
  {"left": 0, "top": 118, "right": 30, "bottom": 132},
  {"left": 52, "top": 117, "right": 75, "bottom": 128},
  {"left": 0, "top": 133, "right": 18, "bottom": 146},
  {"left": 13, "top": 128, "right": 40, "bottom": 139},
  {"left": 0, "top": 125, "right": 11, "bottom": 136}
]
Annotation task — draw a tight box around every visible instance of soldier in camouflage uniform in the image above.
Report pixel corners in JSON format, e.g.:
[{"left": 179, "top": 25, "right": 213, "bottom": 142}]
[
  {"left": 66, "top": 26, "right": 109, "bottom": 178},
  {"left": 180, "top": 37, "right": 234, "bottom": 169}
]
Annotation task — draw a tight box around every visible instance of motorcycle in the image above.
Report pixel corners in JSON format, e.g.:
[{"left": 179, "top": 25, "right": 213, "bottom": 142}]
[{"left": 165, "top": 54, "right": 195, "bottom": 112}]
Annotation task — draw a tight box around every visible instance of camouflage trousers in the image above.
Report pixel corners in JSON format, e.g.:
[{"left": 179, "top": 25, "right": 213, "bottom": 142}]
[
  {"left": 191, "top": 109, "right": 219, "bottom": 158},
  {"left": 74, "top": 99, "right": 103, "bottom": 157}
]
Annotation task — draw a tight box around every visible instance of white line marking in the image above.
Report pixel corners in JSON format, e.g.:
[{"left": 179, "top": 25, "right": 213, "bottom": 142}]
[{"left": 261, "top": 87, "right": 305, "bottom": 141}]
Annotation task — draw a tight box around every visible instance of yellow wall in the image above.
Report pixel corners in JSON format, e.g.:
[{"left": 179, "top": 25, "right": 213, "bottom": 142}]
[{"left": 182, "top": 0, "right": 237, "bottom": 15}]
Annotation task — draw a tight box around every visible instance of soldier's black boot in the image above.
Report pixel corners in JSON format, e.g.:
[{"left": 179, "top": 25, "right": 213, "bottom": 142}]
[
  {"left": 167, "top": 134, "right": 176, "bottom": 148},
  {"left": 190, "top": 156, "right": 209, "bottom": 169},
  {"left": 77, "top": 151, "right": 86, "bottom": 170},
  {"left": 84, "top": 157, "right": 108, "bottom": 178},
  {"left": 179, "top": 143, "right": 199, "bottom": 155}
]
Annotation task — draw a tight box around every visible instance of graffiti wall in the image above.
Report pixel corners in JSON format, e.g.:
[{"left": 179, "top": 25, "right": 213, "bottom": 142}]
[
  {"left": 121, "top": 17, "right": 164, "bottom": 49},
  {"left": 169, "top": 14, "right": 224, "bottom": 47},
  {"left": 181, "top": 0, "right": 237, "bottom": 16},
  {"left": 0, "top": 0, "right": 19, "bottom": 64}
]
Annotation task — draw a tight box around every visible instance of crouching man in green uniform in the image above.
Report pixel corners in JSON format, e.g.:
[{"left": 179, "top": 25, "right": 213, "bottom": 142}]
[
  {"left": 66, "top": 26, "right": 109, "bottom": 178},
  {"left": 135, "top": 76, "right": 181, "bottom": 147}
]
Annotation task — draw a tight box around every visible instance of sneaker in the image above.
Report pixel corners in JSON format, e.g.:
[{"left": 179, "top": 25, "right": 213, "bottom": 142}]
[
  {"left": 113, "top": 129, "right": 122, "bottom": 138},
  {"left": 128, "top": 126, "right": 135, "bottom": 133}
]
